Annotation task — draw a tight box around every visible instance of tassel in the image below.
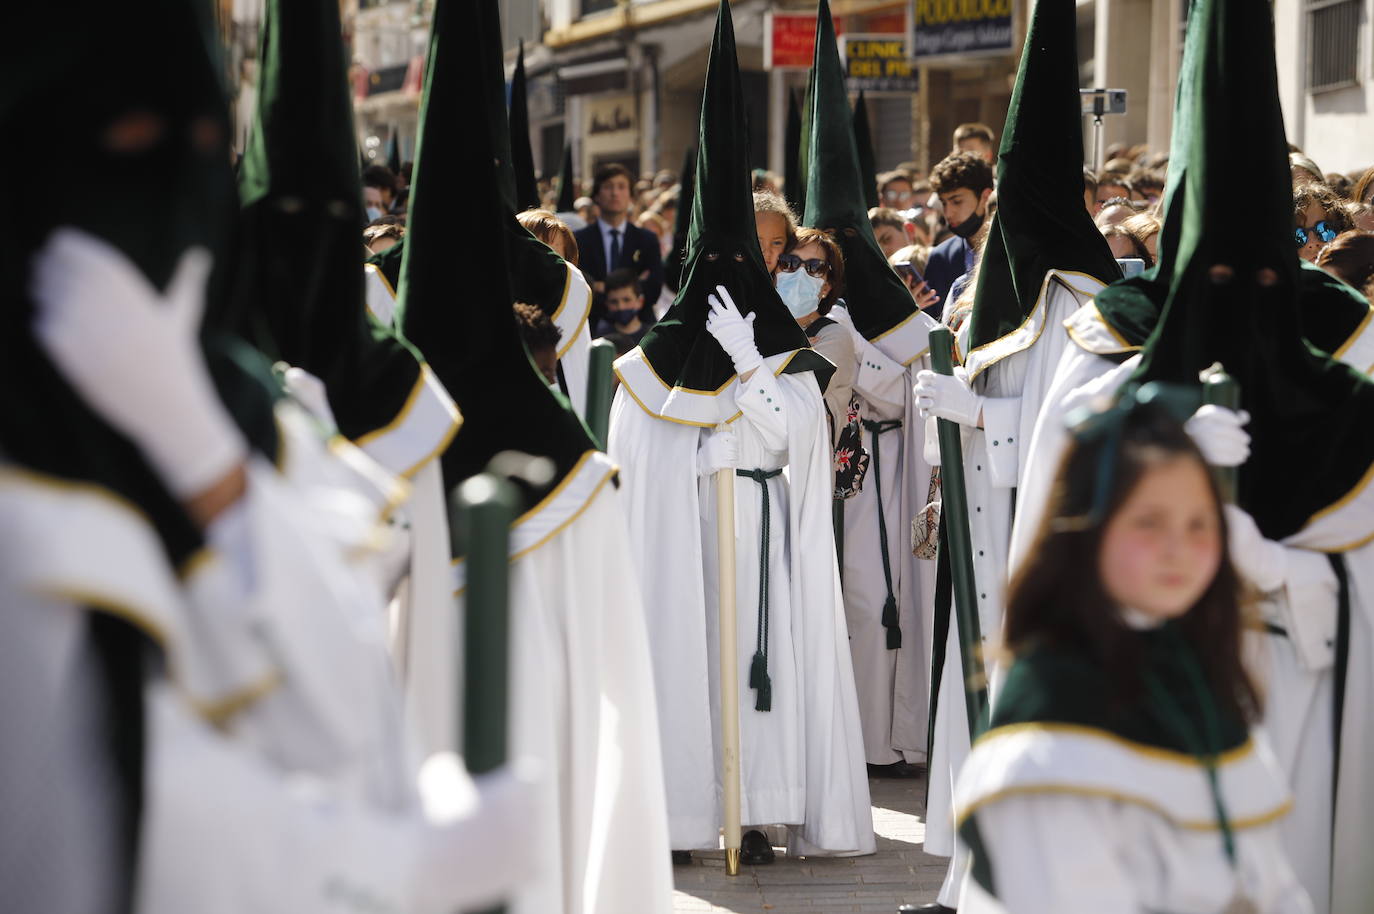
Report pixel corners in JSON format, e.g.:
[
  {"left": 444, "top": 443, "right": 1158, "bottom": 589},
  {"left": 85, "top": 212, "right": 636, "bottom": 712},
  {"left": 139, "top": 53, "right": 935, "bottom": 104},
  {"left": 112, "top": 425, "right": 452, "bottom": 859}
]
[
  {"left": 754, "top": 673, "right": 772, "bottom": 713},
  {"left": 749, "top": 650, "right": 767, "bottom": 690},
  {"left": 882, "top": 594, "right": 900, "bottom": 650}
]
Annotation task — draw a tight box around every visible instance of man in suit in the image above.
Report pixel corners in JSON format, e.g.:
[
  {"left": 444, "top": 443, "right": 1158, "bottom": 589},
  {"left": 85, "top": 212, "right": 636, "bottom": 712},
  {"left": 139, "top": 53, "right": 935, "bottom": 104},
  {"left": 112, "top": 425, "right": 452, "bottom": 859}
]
[
  {"left": 922, "top": 151, "right": 994, "bottom": 321},
  {"left": 575, "top": 163, "right": 664, "bottom": 326}
]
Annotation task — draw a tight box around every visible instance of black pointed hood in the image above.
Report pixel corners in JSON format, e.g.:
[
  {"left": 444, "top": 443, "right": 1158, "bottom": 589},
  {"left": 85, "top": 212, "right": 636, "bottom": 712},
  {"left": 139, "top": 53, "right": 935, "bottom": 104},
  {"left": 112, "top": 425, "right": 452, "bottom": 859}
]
[
  {"left": 555, "top": 142, "right": 576, "bottom": 213},
  {"left": 396, "top": 0, "right": 595, "bottom": 493},
  {"left": 665, "top": 144, "right": 696, "bottom": 292},
  {"left": 236, "top": 0, "right": 432, "bottom": 444},
  {"left": 616, "top": 0, "right": 830, "bottom": 427},
  {"left": 1125, "top": 0, "right": 1374, "bottom": 540},
  {"left": 783, "top": 88, "right": 804, "bottom": 215},
  {"left": 852, "top": 91, "right": 879, "bottom": 210},
  {"left": 509, "top": 40, "right": 541, "bottom": 211},
  {"left": 386, "top": 127, "right": 402, "bottom": 174},
  {"left": 964, "top": 0, "right": 1120, "bottom": 353},
  {"left": 802, "top": 0, "right": 930, "bottom": 363}
]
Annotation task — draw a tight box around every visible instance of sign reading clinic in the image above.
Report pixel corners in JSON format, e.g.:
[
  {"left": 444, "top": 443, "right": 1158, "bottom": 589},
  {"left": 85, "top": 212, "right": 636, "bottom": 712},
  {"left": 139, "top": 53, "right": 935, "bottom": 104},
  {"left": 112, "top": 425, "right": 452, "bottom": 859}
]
[{"left": 913, "top": 0, "right": 1015, "bottom": 60}]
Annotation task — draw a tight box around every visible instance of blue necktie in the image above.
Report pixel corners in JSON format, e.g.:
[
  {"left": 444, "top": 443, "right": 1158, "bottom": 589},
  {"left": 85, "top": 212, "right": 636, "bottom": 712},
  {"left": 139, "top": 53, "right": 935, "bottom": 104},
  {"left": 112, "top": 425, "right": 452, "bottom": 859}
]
[{"left": 609, "top": 228, "right": 622, "bottom": 274}]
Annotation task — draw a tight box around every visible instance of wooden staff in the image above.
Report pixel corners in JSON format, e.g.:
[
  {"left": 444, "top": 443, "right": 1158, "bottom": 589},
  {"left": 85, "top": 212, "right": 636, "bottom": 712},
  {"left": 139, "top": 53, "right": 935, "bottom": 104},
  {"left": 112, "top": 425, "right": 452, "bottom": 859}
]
[
  {"left": 929, "top": 328, "right": 988, "bottom": 741},
  {"left": 716, "top": 455, "right": 743, "bottom": 876}
]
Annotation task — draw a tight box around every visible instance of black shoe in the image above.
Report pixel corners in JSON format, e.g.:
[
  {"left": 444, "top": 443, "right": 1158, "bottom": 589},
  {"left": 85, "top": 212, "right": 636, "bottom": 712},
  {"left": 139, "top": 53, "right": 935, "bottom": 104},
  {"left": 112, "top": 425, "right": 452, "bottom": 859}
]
[
  {"left": 896, "top": 905, "right": 955, "bottom": 913},
  {"left": 868, "top": 761, "right": 925, "bottom": 779},
  {"left": 671, "top": 850, "right": 692, "bottom": 866},
  {"left": 739, "top": 829, "right": 775, "bottom": 865}
]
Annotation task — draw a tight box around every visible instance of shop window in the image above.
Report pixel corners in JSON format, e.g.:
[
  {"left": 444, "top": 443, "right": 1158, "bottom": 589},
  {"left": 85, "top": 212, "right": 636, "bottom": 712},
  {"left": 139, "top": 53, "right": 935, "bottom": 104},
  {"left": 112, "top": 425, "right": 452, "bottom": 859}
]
[{"left": 1307, "top": 0, "right": 1361, "bottom": 93}]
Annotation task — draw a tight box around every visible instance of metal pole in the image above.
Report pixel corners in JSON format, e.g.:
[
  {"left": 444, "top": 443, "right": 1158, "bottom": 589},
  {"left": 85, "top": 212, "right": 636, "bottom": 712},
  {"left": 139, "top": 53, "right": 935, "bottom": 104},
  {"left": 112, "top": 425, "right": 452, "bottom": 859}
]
[
  {"left": 929, "top": 328, "right": 988, "bottom": 741},
  {"left": 716, "top": 460, "right": 743, "bottom": 876},
  {"left": 584, "top": 338, "right": 617, "bottom": 449},
  {"left": 453, "top": 472, "right": 520, "bottom": 914}
]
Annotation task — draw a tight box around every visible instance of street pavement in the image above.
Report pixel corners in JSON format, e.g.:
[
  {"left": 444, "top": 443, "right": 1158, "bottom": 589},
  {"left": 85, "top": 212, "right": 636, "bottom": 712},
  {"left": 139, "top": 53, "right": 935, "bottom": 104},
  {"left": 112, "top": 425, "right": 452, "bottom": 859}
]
[{"left": 671, "top": 771, "right": 945, "bottom": 913}]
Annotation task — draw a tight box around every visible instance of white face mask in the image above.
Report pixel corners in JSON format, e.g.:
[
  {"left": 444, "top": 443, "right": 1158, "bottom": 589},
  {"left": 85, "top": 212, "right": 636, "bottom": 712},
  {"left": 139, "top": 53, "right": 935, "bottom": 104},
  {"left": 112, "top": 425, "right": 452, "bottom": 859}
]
[
  {"left": 775, "top": 268, "right": 826, "bottom": 319},
  {"left": 365, "top": 206, "right": 383, "bottom": 222}
]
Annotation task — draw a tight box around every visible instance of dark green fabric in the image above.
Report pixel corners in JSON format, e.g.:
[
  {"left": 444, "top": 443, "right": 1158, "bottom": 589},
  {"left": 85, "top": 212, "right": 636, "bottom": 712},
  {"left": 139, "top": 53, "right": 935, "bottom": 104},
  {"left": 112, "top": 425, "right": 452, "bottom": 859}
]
[
  {"left": 396, "top": 0, "right": 594, "bottom": 493},
  {"left": 509, "top": 40, "right": 541, "bottom": 212},
  {"left": 991, "top": 633, "right": 1249, "bottom": 756},
  {"left": 555, "top": 143, "right": 576, "bottom": 212},
  {"left": 783, "top": 89, "right": 803, "bottom": 215},
  {"left": 1094, "top": 259, "right": 1372, "bottom": 358},
  {"left": 1128, "top": 0, "right": 1374, "bottom": 540},
  {"left": 634, "top": 0, "right": 831, "bottom": 395},
  {"left": 965, "top": 0, "right": 1120, "bottom": 353},
  {"left": 795, "top": 66, "right": 817, "bottom": 221},
  {"left": 665, "top": 145, "right": 696, "bottom": 292},
  {"left": 1, "top": 0, "right": 281, "bottom": 568},
  {"left": 367, "top": 236, "right": 405, "bottom": 292},
  {"left": 235, "top": 0, "right": 426, "bottom": 443},
  {"left": 852, "top": 92, "right": 879, "bottom": 211},
  {"left": 801, "top": 0, "right": 916, "bottom": 344}
]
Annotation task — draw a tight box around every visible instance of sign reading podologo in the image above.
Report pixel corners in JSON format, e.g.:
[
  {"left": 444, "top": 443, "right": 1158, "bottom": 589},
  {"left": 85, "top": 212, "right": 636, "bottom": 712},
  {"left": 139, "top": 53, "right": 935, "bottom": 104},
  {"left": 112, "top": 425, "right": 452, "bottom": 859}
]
[{"left": 913, "top": 0, "right": 1014, "bottom": 60}]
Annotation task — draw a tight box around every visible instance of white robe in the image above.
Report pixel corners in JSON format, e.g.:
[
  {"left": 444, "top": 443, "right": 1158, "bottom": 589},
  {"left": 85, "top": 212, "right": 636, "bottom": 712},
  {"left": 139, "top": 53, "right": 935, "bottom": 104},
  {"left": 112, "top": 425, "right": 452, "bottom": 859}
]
[
  {"left": 441, "top": 451, "right": 675, "bottom": 914},
  {"left": 829, "top": 303, "right": 938, "bottom": 766},
  {"left": 955, "top": 725, "right": 1311, "bottom": 913},
  {"left": 925, "top": 272, "right": 1105, "bottom": 904},
  {"left": 609, "top": 361, "right": 875, "bottom": 857}
]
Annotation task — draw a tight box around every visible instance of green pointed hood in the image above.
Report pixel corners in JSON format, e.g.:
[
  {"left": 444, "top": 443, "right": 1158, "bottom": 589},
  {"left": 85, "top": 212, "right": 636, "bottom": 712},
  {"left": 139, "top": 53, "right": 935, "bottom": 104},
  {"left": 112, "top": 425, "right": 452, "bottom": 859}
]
[
  {"left": 1126, "top": 0, "right": 1374, "bottom": 540},
  {"left": 473, "top": 0, "right": 574, "bottom": 319},
  {"left": 2, "top": 0, "right": 277, "bottom": 568},
  {"left": 386, "top": 127, "right": 402, "bottom": 174},
  {"left": 852, "top": 91, "right": 879, "bottom": 210},
  {"left": 618, "top": 0, "right": 830, "bottom": 425},
  {"left": 509, "top": 40, "right": 541, "bottom": 212},
  {"left": 236, "top": 0, "right": 427, "bottom": 443},
  {"left": 555, "top": 142, "right": 576, "bottom": 213},
  {"left": 783, "top": 88, "right": 804, "bottom": 214},
  {"left": 396, "top": 0, "right": 594, "bottom": 492},
  {"left": 965, "top": 0, "right": 1120, "bottom": 353},
  {"left": 795, "top": 67, "right": 817, "bottom": 220},
  {"left": 803, "top": 0, "right": 926, "bottom": 359},
  {"left": 665, "top": 144, "right": 696, "bottom": 291}
]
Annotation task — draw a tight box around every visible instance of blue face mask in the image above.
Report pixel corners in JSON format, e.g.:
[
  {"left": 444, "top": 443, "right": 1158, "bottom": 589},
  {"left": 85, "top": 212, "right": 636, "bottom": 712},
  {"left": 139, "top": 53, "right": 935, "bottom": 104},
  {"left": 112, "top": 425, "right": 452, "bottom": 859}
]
[
  {"left": 607, "top": 307, "right": 639, "bottom": 327},
  {"left": 775, "top": 268, "right": 826, "bottom": 319},
  {"left": 365, "top": 205, "right": 383, "bottom": 222}
]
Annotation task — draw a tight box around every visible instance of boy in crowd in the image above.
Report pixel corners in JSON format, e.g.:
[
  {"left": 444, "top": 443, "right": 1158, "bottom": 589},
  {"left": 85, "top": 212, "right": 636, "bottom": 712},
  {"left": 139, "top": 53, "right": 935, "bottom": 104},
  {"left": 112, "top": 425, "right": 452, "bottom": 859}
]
[
  {"left": 869, "top": 207, "right": 920, "bottom": 258},
  {"left": 923, "top": 151, "right": 995, "bottom": 315},
  {"left": 592, "top": 268, "right": 650, "bottom": 345},
  {"left": 952, "top": 122, "right": 996, "bottom": 164}
]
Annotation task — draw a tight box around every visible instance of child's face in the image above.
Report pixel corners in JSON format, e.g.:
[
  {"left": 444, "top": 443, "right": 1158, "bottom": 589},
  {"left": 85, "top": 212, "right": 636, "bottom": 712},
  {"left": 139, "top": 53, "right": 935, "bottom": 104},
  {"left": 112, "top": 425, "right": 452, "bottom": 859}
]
[
  {"left": 1098, "top": 456, "right": 1222, "bottom": 622},
  {"left": 755, "top": 212, "right": 788, "bottom": 275}
]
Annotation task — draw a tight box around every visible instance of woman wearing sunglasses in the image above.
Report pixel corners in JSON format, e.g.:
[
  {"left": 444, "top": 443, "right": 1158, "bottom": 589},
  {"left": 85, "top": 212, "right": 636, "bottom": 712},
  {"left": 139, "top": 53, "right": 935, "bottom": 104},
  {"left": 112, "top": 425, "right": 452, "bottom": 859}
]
[
  {"left": 1293, "top": 182, "right": 1351, "bottom": 263},
  {"left": 776, "top": 228, "right": 857, "bottom": 445}
]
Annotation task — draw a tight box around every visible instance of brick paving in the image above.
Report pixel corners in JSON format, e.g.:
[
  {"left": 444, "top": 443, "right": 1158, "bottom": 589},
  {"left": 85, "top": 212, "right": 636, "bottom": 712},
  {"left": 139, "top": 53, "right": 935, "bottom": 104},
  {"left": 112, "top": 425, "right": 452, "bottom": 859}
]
[{"left": 671, "top": 772, "right": 946, "bottom": 913}]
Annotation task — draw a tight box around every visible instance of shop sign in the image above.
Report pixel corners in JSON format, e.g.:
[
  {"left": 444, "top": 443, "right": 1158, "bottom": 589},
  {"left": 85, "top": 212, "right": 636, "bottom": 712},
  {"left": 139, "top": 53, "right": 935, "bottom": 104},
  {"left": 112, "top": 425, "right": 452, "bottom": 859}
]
[{"left": 913, "top": 0, "right": 1014, "bottom": 60}]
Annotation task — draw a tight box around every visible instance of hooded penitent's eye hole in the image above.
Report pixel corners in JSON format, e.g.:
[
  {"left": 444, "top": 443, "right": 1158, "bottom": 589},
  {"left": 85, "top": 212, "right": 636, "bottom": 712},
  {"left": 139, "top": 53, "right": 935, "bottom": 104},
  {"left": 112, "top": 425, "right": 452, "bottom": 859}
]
[
  {"left": 705, "top": 251, "right": 720, "bottom": 262},
  {"left": 732, "top": 251, "right": 745, "bottom": 262},
  {"left": 189, "top": 116, "right": 224, "bottom": 153},
  {"left": 1208, "top": 264, "right": 1234, "bottom": 284},
  {"left": 1255, "top": 267, "right": 1279, "bottom": 287},
  {"left": 102, "top": 110, "right": 166, "bottom": 154},
  {"left": 843, "top": 227, "right": 858, "bottom": 238}
]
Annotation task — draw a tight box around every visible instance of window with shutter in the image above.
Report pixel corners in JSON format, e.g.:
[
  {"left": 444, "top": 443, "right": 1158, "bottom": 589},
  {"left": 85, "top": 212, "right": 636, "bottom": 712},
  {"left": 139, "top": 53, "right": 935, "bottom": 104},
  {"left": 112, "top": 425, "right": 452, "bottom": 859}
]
[{"left": 1307, "top": 0, "right": 1362, "bottom": 93}]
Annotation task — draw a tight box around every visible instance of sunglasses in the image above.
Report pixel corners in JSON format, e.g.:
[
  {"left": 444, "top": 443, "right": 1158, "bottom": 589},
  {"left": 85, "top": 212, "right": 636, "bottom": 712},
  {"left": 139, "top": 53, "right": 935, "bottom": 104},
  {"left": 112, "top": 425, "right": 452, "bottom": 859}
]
[
  {"left": 1294, "top": 221, "right": 1339, "bottom": 246},
  {"left": 882, "top": 188, "right": 914, "bottom": 203},
  {"left": 777, "top": 252, "right": 830, "bottom": 278}
]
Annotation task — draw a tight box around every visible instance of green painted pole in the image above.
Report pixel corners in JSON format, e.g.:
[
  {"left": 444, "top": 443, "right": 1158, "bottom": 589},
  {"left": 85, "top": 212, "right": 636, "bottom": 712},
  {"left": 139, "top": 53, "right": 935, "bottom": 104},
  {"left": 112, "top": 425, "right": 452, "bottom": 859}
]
[
  {"left": 452, "top": 472, "right": 520, "bottom": 914},
  {"left": 1199, "top": 362, "right": 1240, "bottom": 503},
  {"left": 929, "top": 328, "right": 988, "bottom": 740},
  {"left": 585, "top": 338, "right": 617, "bottom": 449}
]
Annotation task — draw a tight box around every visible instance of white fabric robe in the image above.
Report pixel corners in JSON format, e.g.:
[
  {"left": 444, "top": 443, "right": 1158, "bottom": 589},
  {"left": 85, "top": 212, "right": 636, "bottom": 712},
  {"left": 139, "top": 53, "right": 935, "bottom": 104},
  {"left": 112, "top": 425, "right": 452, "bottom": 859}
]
[
  {"left": 440, "top": 451, "right": 674, "bottom": 914},
  {"left": 925, "top": 273, "right": 1105, "bottom": 904},
  {"left": 955, "top": 725, "right": 1310, "bottom": 914},
  {"left": 829, "top": 303, "right": 937, "bottom": 766},
  {"left": 609, "top": 367, "right": 875, "bottom": 857}
]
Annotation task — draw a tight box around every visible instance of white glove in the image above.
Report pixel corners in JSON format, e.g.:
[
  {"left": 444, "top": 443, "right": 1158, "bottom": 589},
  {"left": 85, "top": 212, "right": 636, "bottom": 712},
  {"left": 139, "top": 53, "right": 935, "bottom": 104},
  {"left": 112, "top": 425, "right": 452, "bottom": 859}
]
[
  {"left": 705, "top": 285, "right": 763, "bottom": 375},
  {"left": 415, "top": 753, "right": 543, "bottom": 911},
  {"left": 914, "top": 367, "right": 984, "bottom": 427},
  {"left": 1223, "top": 504, "right": 1288, "bottom": 593},
  {"left": 283, "top": 366, "right": 338, "bottom": 432},
  {"left": 698, "top": 428, "right": 739, "bottom": 476},
  {"left": 30, "top": 228, "right": 246, "bottom": 498},
  {"left": 1185, "top": 405, "right": 1251, "bottom": 468}
]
